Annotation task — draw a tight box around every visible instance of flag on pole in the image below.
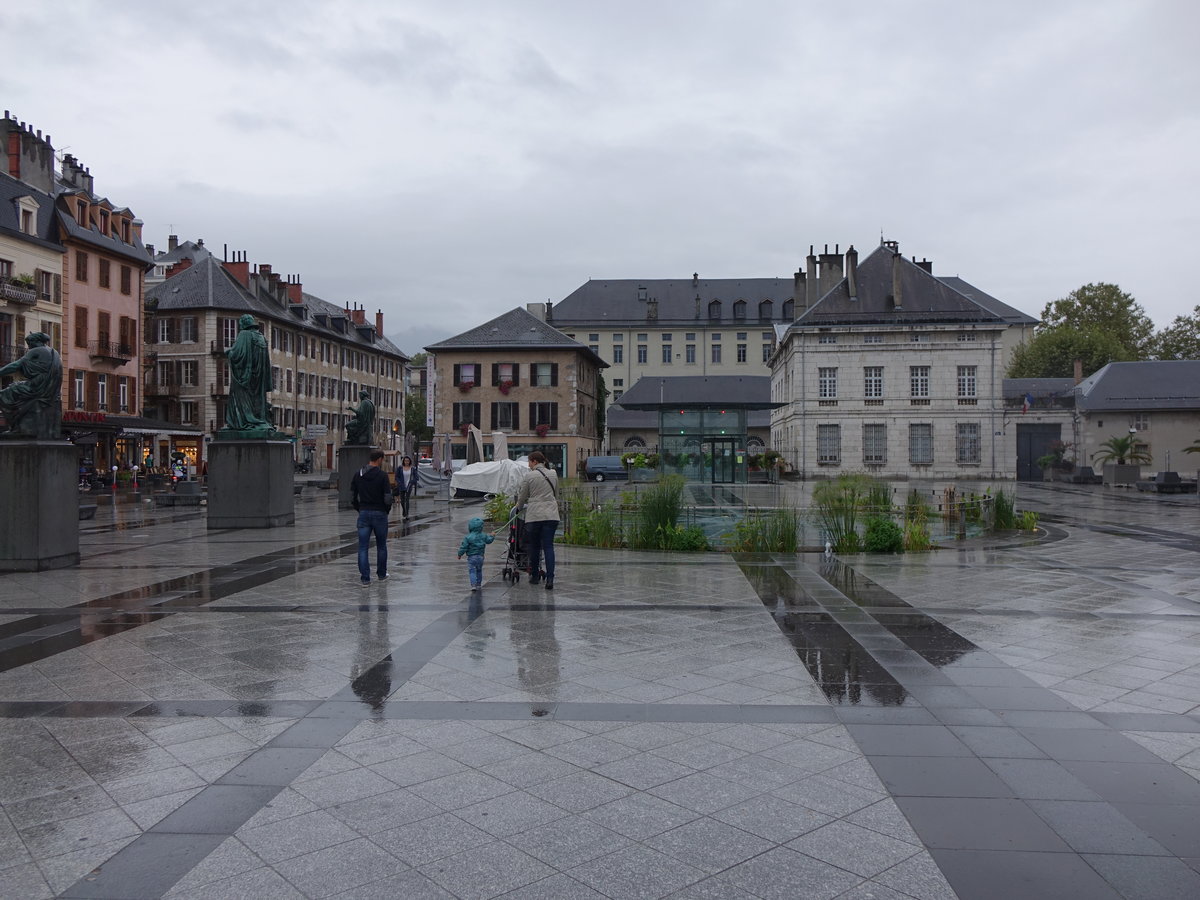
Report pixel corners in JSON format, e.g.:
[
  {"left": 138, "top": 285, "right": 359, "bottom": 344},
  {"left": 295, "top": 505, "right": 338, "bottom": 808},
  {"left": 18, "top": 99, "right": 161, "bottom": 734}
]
[{"left": 1022, "top": 392, "right": 1033, "bottom": 414}]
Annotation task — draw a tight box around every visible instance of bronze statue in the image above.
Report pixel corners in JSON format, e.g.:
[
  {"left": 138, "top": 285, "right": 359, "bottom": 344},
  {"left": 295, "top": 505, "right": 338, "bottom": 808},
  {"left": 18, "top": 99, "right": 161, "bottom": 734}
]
[
  {"left": 221, "top": 314, "right": 276, "bottom": 437},
  {"left": 0, "top": 332, "right": 62, "bottom": 440},
  {"left": 345, "top": 389, "right": 376, "bottom": 445}
]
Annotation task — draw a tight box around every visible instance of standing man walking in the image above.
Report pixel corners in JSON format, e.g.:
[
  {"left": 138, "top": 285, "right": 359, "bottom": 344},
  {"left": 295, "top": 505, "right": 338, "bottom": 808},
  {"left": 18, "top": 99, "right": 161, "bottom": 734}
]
[{"left": 351, "top": 449, "right": 392, "bottom": 585}]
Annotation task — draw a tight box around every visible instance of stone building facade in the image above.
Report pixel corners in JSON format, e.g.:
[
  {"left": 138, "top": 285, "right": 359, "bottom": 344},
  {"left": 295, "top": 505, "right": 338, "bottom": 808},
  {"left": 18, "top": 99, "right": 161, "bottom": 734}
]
[
  {"left": 771, "top": 241, "right": 1038, "bottom": 480},
  {"left": 145, "top": 243, "right": 407, "bottom": 471},
  {"left": 425, "top": 307, "right": 606, "bottom": 477}
]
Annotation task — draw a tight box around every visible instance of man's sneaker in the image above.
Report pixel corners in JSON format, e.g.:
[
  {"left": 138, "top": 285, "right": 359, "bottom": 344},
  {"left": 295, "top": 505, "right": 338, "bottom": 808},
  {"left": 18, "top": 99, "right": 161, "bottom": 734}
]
[
  {"left": 360, "top": 578, "right": 370, "bottom": 586},
  {"left": 378, "top": 573, "right": 388, "bottom": 581}
]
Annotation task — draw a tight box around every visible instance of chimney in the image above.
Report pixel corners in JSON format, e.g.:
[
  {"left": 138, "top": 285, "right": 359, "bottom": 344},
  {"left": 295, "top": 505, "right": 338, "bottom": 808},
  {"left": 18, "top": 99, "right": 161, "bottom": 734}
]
[
  {"left": 545, "top": 300, "right": 553, "bottom": 323},
  {"left": 168, "top": 234, "right": 178, "bottom": 251},
  {"left": 286, "top": 275, "right": 304, "bottom": 303},
  {"left": 846, "top": 245, "right": 859, "bottom": 301},
  {"left": 525, "top": 302, "right": 546, "bottom": 321},
  {"left": 692, "top": 272, "right": 698, "bottom": 287},
  {"left": 695, "top": 293, "right": 701, "bottom": 318},
  {"left": 1, "top": 113, "right": 55, "bottom": 193},
  {"left": 647, "top": 297, "right": 658, "bottom": 320},
  {"left": 145, "top": 243, "right": 155, "bottom": 257},
  {"left": 890, "top": 245, "right": 903, "bottom": 310},
  {"left": 818, "top": 243, "right": 844, "bottom": 299},
  {"left": 375, "top": 309, "right": 384, "bottom": 333},
  {"left": 805, "top": 245, "right": 818, "bottom": 309},
  {"left": 1073, "top": 358, "right": 1083, "bottom": 384},
  {"left": 259, "top": 263, "right": 272, "bottom": 280},
  {"left": 914, "top": 256, "right": 932, "bottom": 274},
  {"left": 351, "top": 304, "right": 366, "bottom": 325},
  {"left": 222, "top": 250, "right": 250, "bottom": 288}
]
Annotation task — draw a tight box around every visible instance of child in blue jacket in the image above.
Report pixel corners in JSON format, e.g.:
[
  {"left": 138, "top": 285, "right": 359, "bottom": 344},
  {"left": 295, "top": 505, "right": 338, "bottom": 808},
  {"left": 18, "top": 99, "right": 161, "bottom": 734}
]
[{"left": 457, "top": 517, "right": 495, "bottom": 591}]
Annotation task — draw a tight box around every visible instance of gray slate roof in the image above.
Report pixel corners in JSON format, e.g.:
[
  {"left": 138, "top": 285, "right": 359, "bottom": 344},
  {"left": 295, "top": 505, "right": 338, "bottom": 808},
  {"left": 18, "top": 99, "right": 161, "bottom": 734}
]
[
  {"left": 0, "top": 173, "right": 62, "bottom": 251},
  {"left": 425, "top": 306, "right": 607, "bottom": 367},
  {"left": 55, "top": 191, "right": 153, "bottom": 267},
  {"left": 551, "top": 277, "right": 795, "bottom": 325},
  {"left": 1074, "top": 360, "right": 1200, "bottom": 411},
  {"left": 146, "top": 252, "right": 406, "bottom": 358},
  {"left": 1003, "top": 378, "right": 1076, "bottom": 401},
  {"left": 794, "top": 245, "right": 1037, "bottom": 328},
  {"left": 607, "top": 404, "right": 771, "bottom": 428},
  {"left": 617, "top": 375, "right": 780, "bottom": 410}
]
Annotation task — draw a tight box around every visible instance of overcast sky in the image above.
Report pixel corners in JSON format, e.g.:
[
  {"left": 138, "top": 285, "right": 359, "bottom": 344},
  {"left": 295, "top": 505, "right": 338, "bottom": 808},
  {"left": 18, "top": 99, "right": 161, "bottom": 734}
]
[{"left": 3, "top": 0, "right": 1196, "bottom": 356}]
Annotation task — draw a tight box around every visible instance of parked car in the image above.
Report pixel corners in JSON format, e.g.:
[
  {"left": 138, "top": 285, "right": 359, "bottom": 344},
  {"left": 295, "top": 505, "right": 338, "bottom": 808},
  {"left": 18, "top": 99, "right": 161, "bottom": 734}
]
[{"left": 582, "top": 455, "right": 628, "bottom": 482}]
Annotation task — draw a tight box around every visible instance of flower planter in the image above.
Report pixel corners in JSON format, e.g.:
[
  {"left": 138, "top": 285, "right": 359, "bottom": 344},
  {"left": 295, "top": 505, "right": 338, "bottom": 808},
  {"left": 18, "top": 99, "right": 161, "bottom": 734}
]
[{"left": 1102, "top": 463, "right": 1140, "bottom": 485}]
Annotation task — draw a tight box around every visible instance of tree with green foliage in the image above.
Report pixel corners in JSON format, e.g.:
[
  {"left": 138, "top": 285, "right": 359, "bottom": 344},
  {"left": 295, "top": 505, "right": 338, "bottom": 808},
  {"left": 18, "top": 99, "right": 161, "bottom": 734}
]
[
  {"left": 1006, "top": 326, "right": 1130, "bottom": 378},
  {"left": 1041, "top": 283, "right": 1155, "bottom": 358},
  {"left": 404, "top": 392, "right": 432, "bottom": 446},
  {"left": 1091, "top": 434, "right": 1152, "bottom": 466},
  {"left": 1153, "top": 305, "right": 1200, "bottom": 360}
]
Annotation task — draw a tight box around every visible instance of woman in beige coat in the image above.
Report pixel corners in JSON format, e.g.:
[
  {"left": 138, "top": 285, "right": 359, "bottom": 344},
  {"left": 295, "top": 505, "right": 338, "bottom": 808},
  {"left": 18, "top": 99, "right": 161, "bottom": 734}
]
[{"left": 514, "top": 450, "right": 560, "bottom": 589}]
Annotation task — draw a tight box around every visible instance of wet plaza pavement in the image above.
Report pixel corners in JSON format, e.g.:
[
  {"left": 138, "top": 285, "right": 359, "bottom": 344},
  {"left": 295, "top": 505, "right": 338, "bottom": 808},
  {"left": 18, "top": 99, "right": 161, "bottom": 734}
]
[{"left": 1, "top": 482, "right": 1199, "bottom": 899}]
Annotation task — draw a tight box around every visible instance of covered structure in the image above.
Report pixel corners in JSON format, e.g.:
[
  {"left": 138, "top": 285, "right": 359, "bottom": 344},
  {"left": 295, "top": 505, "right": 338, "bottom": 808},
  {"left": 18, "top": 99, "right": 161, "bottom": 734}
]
[{"left": 615, "top": 375, "right": 783, "bottom": 483}]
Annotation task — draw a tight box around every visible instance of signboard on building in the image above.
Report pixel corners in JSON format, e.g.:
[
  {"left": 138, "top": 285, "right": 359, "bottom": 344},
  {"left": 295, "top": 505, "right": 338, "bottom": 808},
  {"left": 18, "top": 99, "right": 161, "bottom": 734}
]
[
  {"left": 304, "top": 424, "right": 328, "bottom": 437},
  {"left": 426, "top": 355, "right": 435, "bottom": 428}
]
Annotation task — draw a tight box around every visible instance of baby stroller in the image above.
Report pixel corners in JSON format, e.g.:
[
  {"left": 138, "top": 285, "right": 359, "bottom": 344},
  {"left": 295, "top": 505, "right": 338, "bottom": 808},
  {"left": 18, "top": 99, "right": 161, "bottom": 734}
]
[{"left": 500, "top": 513, "right": 534, "bottom": 583}]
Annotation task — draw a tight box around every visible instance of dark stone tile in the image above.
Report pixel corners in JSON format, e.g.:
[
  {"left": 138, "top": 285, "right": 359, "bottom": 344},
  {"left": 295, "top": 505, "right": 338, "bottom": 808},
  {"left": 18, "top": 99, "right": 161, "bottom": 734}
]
[
  {"left": 1026, "top": 800, "right": 1171, "bottom": 855},
  {"left": 130, "top": 701, "right": 238, "bottom": 718},
  {"left": 963, "top": 686, "right": 1077, "bottom": 711},
  {"left": 1091, "top": 712, "right": 1200, "bottom": 733},
  {"left": 930, "top": 848, "right": 1122, "bottom": 900},
  {"left": 834, "top": 706, "right": 939, "bottom": 725},
  {"left": 996, "top": 710, "right": 1103, "bottom": 729},
  {"left": 58, "top": 832, "right": 227, "bottom": 899},
  {"left": 1112, "top": 803, "right": 1200, "bottom": 858},
  {"left": 1061, "top": 761, "right": 1200, "bottom": 805},
  {"left": 40, "top": 701, "right": 149, "bottom": 717},
  {"left": 981, "top": 758, "right": 1102, "bottom": 801},
  {"left": 931, "top": 650, "right": 1011, "bottom": 668},
  {"left": 870, "top": 755, "right": 1015, "bottom": 798},
  {"left": 150, "top": 784, "right": 282, "bottom": 834},
  {"left": 736, "top": 705, "right": 838, "bottom": 724},
  {"left": 929, "top": 707, "right": 1005, "bottom": 727},
  {"left": 1082, "top": 853, "right": 1200, "bottom": 900},
  {"left": 943, "top": 668, "right": 1043, "bottom": 688},
  {"left": 900, "top": 685, "right": 980, "bottom": 708},
  {"left": 549, "top": 702, "right": 651, "bottom": 722},
  {"left": 216, "top": 748, "right": 326, "bottom": 786},
  {"left": 949, "top": 726, "right": 1046, "bottom": 759},
  {"left": 877, "top": 665, "right": 954, "bottom": 686},
  {"left": 268, "top": 718, "right": 359, "bottom": 749},
  {"left": 846, "top": 724, "right": 972, "bottom": 757},
  {"left": 894, "top": 797, "right": 1072, "bottom": 851},
  {"left": 0, "top": 701, "right": 65, "bottom": 717},
  {"left": 1018, "top": 728, "right": 1167, "bottom": 763}
]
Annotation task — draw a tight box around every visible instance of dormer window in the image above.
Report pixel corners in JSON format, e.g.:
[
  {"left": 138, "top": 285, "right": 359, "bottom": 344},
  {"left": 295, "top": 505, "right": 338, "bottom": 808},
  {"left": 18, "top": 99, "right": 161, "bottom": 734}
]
[
  {"left": 758, "top": 299, "right": 773, "bottom": 320},
  {"left": 733, "top": 299, "right": 747, "bottom": 319},
  {"left": 99, "top": 210, "right": 110, "bottom": 235},
  {"left": 15, "top": 196, "right": 38, "bottom": 235},
  {"left": 121, "top": 219, "right": 131, "bottom": 243},
  {"left": 708, "top": 299, "right": 722, "bottom": 320},
  {"left": 76, "top": 201, "right": 88, "bottom": 226}
]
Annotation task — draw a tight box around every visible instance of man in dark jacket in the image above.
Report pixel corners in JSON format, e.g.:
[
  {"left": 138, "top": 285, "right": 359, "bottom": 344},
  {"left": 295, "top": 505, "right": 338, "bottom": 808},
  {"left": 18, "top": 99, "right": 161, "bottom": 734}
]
[{"left": 351, "top": 450, "right": 391, "bottom": 585}]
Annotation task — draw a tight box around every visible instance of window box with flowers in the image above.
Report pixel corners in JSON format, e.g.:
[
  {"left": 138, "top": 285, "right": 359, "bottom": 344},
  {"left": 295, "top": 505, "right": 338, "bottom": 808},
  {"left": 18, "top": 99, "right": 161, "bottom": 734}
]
[
  {"left": 458, "top": 422, "right": 471, "bottom": 436},
  {"left": 458, "top": 381, "right": 475, "bottom": 393},
  {"left": 498, "top": 379, "right": 514, "bottom": 395},
  {"left": 535, "top": 423, "right": 550, "bottom": 438}
]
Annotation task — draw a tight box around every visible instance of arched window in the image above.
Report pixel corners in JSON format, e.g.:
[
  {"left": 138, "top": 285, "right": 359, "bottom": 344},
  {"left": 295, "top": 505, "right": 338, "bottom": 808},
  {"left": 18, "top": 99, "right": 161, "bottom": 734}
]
[
  {"left": 747, "top": 436, "right": 765, "bottom": 450},
  {"left": 733, "top": 299, "right": 747, "bottom": 319},
  {"left": 623, "top": 436, "right": 646, "bottom": 449},
  {"left": 708, "top": 299, "right": 722, "bottom": 320},
  {"left": 758, "top": 299, "right": 773, "bottom": 320}
]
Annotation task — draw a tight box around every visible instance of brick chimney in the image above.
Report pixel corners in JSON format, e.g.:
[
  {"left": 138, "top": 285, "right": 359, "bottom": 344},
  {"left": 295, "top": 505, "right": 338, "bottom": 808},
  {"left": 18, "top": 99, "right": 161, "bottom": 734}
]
[
  {"left": 818, "top": 244, "right": 844, "bottom": 299},
  {"left": 222, "top": 250, "right": 250, "bottom": 288},
  {"left": 168, "top": 234, "right": 179, "bottom": 251},
  {"left": 2, "top": 112, "right": 55, "bottom": 193},
  {"left": 1073, "top": 358, "right": 1083, "bottom": 384},
  {"left": 166, "top": 259, "right": 194, "bottom": 277},
  {"left": 375, "top": 309, "right": 384, "bottom": 333},
  {"left": 286, "top": 275, "right": 304, "bottom": 304},
  {"left": 350, "top": 303, "right": 366, "bottom": 325}
]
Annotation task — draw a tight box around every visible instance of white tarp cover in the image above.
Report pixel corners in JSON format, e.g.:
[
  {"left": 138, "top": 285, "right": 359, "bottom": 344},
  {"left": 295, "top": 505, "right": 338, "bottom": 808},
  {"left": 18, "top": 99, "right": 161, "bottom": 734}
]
[{"left": 450, "top": 458, "right": 527, "bottom": 497}]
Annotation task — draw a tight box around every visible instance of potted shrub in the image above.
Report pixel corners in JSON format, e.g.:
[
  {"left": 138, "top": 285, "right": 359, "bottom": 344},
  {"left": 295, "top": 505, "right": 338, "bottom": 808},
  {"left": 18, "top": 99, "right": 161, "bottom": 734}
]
[
  {"left": 1036, "top": 440, "right": 1075, "bottom": 481},
  {"left": 1092, "top": 434, "right": 1151, "bottom": 485}
]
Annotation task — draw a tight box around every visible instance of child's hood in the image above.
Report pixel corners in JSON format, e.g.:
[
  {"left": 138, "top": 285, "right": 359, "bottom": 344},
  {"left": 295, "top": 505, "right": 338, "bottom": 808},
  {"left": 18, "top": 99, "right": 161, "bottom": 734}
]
[{"left": 468, "top": 517, "right": 484, "bottom": 533}]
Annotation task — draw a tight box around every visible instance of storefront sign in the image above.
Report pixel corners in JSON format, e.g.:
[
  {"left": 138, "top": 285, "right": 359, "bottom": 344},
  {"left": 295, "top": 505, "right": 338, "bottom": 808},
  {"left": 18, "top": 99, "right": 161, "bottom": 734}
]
[{"left": 64, "top": 410, "right": 108, "bottom": 424}]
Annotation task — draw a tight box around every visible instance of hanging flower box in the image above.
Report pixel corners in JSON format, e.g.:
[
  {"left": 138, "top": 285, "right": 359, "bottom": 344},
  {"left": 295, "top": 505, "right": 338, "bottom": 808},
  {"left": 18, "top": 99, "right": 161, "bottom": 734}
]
[
  {"left": 498, "top": 380, "right": 513, "bottom": 395},
  {"left": 458, "top": 381, "right": 475, "bottom": 393},
  {"left": 535, "top": 424, "right": 550, "bottom": 437},
  {"left": 458, "top": 422, "right": 470, "bottom": 436}
]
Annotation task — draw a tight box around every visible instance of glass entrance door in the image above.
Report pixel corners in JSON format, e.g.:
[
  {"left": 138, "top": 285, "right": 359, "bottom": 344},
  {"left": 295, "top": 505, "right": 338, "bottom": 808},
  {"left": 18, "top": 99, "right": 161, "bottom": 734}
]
[{"left": 703, "top": 437, "right": 737, "bottom": 484}]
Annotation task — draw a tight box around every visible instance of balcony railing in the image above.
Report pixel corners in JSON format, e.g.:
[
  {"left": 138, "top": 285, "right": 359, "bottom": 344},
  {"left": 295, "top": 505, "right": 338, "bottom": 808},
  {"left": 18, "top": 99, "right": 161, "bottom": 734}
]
[
  {"left": 88, "top": 341, "right": 134, "bottom": 363},
  {"left": 1, "top": 344, "right": 27, "bottom": 366},
  {"left": 146, "top": 382, "right": 181, "bottom": 398},
  {"left": 210, "top": 382, "right": 228, "bottom": 398},
  {"left": 0, "top": 281, "right": 37, "bottom": 305}
]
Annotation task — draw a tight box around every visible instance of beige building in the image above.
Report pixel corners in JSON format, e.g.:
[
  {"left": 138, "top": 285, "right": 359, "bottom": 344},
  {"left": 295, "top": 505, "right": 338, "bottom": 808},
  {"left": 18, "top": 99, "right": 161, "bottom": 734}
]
[
  {"left": 771, "top": 241, "right": 1038, "bottom": 480},
  {"left": 144, "top": 242, "right": 407, "bottom": 471},
  {"left": 425, "top": 307, "right": 606, "bottom": 477}
]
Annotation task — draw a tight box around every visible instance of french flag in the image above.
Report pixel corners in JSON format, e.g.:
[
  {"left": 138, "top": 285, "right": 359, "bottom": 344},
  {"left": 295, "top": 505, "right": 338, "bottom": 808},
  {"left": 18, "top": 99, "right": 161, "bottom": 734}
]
[{"left": 1022, "top": 392, "right": 1033, "bottom": 414}]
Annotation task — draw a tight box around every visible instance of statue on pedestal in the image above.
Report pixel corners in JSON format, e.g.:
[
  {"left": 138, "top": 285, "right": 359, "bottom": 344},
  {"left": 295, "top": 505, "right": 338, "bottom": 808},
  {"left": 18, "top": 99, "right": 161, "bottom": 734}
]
[
  {"left": 221, "top": 314, "right": 280, "bottom": 439},
  {"left": 345, "top": 389, "right": 376, "bottom": 445},
  {"left": 0, "top": 332, "right": 63, "bottom": 440}
]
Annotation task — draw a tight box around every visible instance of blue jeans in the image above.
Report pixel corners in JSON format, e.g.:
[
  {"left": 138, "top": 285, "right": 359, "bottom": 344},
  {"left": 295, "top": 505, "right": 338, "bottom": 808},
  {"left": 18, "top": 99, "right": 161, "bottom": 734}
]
[
  {"left": 524, "top": 519, "right": 557, "bottom": 581},
  {"left": 467, "top": 554, "right": 484, "bottom": 587},
  {"left": 357, "top": 510, "right": 389, "bottom": 581}
]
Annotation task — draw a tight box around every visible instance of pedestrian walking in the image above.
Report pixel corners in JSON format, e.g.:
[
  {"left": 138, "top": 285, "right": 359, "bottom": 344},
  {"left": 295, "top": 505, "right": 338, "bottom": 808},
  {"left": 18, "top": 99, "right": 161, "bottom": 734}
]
[
  {"left": 351, "top": 449, "right": 392, "bottom": 585},
  {"left": 396, "top": 455, "right": 420, "bottom": 518},
  {"left": 457, "top": 516, "right": 495, "bottom": 591},
  {"left": 513, "top": 450, "right": 559, "bottom": 589}
]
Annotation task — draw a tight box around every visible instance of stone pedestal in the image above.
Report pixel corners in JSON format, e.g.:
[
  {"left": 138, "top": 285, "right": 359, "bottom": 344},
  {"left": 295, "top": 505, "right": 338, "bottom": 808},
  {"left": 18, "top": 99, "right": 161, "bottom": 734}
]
[
  {"left": 338, "top": 445, "right": 377, "bottom": 509},
  {"left": 0, "top": 441, "right": 80, "bottom": 571},
  {"left": 207, "top": 440, "right": 295, "bottom": 529}
]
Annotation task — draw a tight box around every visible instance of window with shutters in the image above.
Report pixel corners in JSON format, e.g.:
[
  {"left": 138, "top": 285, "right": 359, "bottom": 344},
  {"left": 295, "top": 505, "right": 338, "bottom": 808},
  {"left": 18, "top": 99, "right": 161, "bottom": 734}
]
[
  {"left": 181, "top": 361, "right": 197, "bottom": 386},
  {"left": 180, "top": 317, "right": 197, "bottom": 342},
  {"left": 99, "top": 259, "right": 110, "bottom": 289},
  {"left": 118, "top": 378, "right": 129, "bottom": 412},
  {"left": 530, "top": 401, "right": 558, "bottom": 429},
  {"left": 531, "top": 363, "right": 557, "bottom": 387},
  {"left": 75, "top": 251, "right": 88, "bottom": 282},
  {"left": 453, "top": 363, "right": 479, "bottom": 386},
  {"left": 74, "top": 307, "right": 88, "bottom": 348},
  {"left": 97, "top": 312, "right": 111, "bottom": 346},
  {"left": 156, "top": 318, "right": 171, "bottom": 343},
  {"left": 73, "top": 370, "right": 85, "bottom": 407},
  {"left": 452, "top": 402, "right": 481, "bottom": 427},
  {"left": 97, "top": 374, "right": 108, "bottom": 410},
  {"left": 181, "top": 401, "right": 197, "bottom": 424},
  {"left": 118, "top": 317, "right": 135, "bottom": 354},
  {"left": 492, "top": 402, "right": 519, "bottom": 430},
  {"left": 120, "top": 265, "right": 132, "bottom": 295}
]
